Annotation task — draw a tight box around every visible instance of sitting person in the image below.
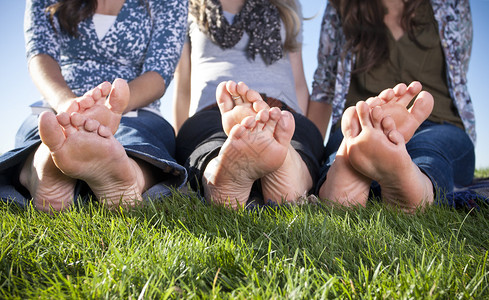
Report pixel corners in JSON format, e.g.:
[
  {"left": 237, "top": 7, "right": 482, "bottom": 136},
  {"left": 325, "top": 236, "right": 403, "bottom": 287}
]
[
  {"left": 211, "top": 80, "right": 435, "bottom": 212},
  {"left": 173, "top": 0, "right": 325, "bottom": 208},
  {"left": 0, "top": 0, "right": 188, "bottom": 212},
  {"left": 309, "top": 0, "right": 476, "bottom": 210},
  {"left": 322, "top": 82, "right": 436, "bottom": 211}
]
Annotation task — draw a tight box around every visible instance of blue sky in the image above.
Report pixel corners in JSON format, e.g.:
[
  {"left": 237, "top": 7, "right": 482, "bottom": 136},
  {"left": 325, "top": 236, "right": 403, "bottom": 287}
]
[{"left": 0, "top": 0, "right": 488, "bottom": 168}]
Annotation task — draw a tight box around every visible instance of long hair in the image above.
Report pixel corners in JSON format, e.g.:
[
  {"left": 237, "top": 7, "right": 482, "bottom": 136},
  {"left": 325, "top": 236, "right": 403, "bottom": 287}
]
[
  {"left": 189, "top": 0, "right": 301, "bottom": 52},
  {"left": 46, "top": 0, "right": 150, "bottom": 37},
  {"left": 270, "top": 0, "right": 301, "bottom": 52},
  {"left": 330, "top": 0, "right": 427, "bottom": 73},
  {"left": 46, "top": 0, "right": 97, "bottom": 36}
]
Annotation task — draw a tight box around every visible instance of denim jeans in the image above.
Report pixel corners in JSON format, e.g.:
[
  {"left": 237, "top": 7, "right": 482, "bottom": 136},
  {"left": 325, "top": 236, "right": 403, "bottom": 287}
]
[
  {"left": 0, "top": 110, "right": 187, "bottom": 206},
  {"left": 320, "top": 120, "right": 475, "bottom": 196}
]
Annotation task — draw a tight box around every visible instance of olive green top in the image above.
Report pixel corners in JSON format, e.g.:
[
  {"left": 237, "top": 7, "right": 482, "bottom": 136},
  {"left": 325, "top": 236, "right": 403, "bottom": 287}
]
[{"left": 345, "top": 2, "right": 463, "bottom": 130}]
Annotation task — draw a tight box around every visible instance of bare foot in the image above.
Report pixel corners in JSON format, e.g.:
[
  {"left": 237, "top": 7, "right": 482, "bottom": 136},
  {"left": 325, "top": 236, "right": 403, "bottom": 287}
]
[
  {"left": 366, "top": 81, "right": 434, "bottom": 142},
  {"left": 346, "top": 102, "right": 434, "bottom": 211},
  {"left": 217, "top": 81, "right": 270, "bottom": 135},
  {"left": 39, "top": 111, "right": 145, "bottom": 208},
  {"left": 318, "top": 106, "right": 371, "bottom": 207},
  {"left": 19, "top": 143, "right": 77, "bottom": 212},
  {"left": 19, "top": 79, "right": 131, "bottom": 212},
  {"left": 203, "top": 109, "right": 292, "bottom": 209},
  {"left": 76, "top": 78, "right": 130, "bottom": 134},
  {"left": 260, "top": 108, "right": 312, "bottom": 203}
]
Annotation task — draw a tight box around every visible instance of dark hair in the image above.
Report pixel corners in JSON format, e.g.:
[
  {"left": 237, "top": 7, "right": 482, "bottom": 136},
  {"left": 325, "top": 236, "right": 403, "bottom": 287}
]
[
  {"left": 46, "top": 0, "right": 97, "bottom": 37},
  {"left": 330, "top": 0, "right": 427, "bottom": 73},
  {"left": 46, "top": 0, "right": 151, "bottom": 37}
]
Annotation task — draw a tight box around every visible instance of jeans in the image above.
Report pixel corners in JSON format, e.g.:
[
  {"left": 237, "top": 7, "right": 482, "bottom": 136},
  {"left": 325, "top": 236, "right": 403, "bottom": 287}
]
[
  {"left": 0, "top": 110, "right": 187, "bottom": 206},
  {"left": 319, "top": 120, "right": 475, "bottom": 195}
]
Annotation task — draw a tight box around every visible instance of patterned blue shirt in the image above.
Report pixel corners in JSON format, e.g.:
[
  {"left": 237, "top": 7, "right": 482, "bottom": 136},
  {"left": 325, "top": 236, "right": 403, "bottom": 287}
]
[
  {"left": 24, "top": 0, "right": 188, "bottom": 111},
  {"left": 311, "top": 0, "right": 476, "bottom": 144}
]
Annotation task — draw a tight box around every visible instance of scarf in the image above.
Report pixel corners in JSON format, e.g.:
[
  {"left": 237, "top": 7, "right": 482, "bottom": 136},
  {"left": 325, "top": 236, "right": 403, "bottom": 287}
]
[{"left": 192, "top": 0, "right": 283, "bottom": 65}]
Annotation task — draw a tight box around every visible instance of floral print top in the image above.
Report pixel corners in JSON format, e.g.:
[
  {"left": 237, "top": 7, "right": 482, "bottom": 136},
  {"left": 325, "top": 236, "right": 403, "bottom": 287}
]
[
  {"left": 310, "top": 0, "right": 476, "bottom": 144},
  {"left": 24, "top": 0, "right": 188, "bottom": 111}
]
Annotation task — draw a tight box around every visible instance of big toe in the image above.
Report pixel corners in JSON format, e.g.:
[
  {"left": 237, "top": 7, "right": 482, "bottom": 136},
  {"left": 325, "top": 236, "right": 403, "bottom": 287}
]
[
  {"left": 410, "top": 91, "right": 434, "bottom": 124},
  {"left": 39, "top": 111, "right": 66, "bottom": 152},
  {"left": 216, "top": 81, "right": 235, "bottom": 114},
  {"left": 275, "top": 111, "right": 294, "bottom": 146},
  {"left": 107, "top": 78, "right": 130, "bottom": 114},
  {"left": 341, "top": 106, "right": 360, "bottom": 139}
]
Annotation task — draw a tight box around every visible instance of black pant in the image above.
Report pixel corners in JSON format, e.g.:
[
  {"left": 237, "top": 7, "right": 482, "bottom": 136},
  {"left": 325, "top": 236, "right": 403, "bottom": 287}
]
[{"left": 176, "top": 107, "right": 325, "bottom": 204}]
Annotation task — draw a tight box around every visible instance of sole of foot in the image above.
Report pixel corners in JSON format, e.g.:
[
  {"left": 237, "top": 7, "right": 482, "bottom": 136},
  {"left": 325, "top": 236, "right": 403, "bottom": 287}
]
[
  {"left": 39, "top": 111, "right": 145, "bottom": 209},
  {"left": 347, "top": 102, "right": 434, "bottom": 212}
]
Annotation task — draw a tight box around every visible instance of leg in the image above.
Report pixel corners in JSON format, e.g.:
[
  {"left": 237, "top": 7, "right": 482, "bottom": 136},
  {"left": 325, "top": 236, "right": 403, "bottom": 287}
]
[
  {"left": 18, "top": 79, "right": 130, "bottom": 212},
  {"left": 318, "top": 82, "right": 434, "bottom": 207},
  {"left": 407, "top": 122, "right": 475, "bottom": 195},
  {"left": 218, "top": 82, "right": 321, "bottom": 204},
  {"left": 260, "top": 109, "right": 314, "bottom": 203},
  {"left": 39, "top": 111, "right": 147, "bottom": 208},
  {"left": 202, "top": 108, "right": 293, "bottom": 209},
  {"left": 19, "top": 142, "right": 77, "bottom": 212},
  {"left": 347, "top": 102, "right": 434, "bottom": 211},
  {"left": 318, "top": 106, "right": 371, "bottom": 207}
]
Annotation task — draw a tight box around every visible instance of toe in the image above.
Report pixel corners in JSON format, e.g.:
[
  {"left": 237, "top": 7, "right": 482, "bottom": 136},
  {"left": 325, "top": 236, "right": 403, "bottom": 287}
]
[
  {"left": 84, "top": 118, "right": 100, "bottom": 132},
  {"left": 366, "top": 96, "right": 383, "bottom": 107},
  {"left": 241, "top": 115, "right": 257, "bottom": 129},
  {"left": 378, "top": 88, "right": 395, "bottom": 103},
  {"left": 381, "top": 115, "right": 396, "bottom": 136},
  {"left": 356, "top": 101, "right": 373, "bottom": 129},
  {"left": 274, "top": 111, "right": 294, "bottom": 146},
  {"left": 341, "top": 106, "right": 360, "bottom": 139},
  {"left": 255, "top": 108, "right": 270, "bottom": 123},
  {"left": 39, "top": 111, "right": 66, "bottom": 152},
  {"left": 78, "top": 95, "right": 95, "bottom": 111},
  {"left": 245, "top": 89, "right": 269, "bottom": 112},
  {"left": 107, "top": 78, "right": 130, "bottom": 115},
  {"left": 229, "top": 123, "right": 247, "bottom": 140},
  {"left": 388, "top": 129, "right": 405, "bottom": 146},
  {"left": 217, "top": 81, "right": 235, "bottom": 113},
  {"left": 263, "top": 107, "right": 280, "bottom": 132},
  {"left": 97, "top": 124, "right": 112, "bottom": 138},
  {"left": 236, "top": 81, "right": 249, "bottom": 98},
  {"left": 70, "top": 112, "right": 86, "bottom": 128},
  {"left": 56, "top": 112, "right": 77, "bottom": 136},
  {"left": 371, "top": 106, "right": 384, "bottom": 129},
  {"left": 409, "top": 91, "right": 434, "bottom": 124},
  {"left": 98, "top": 81, "right": 112, "bottom": 98},
  {"left": 397, "top": 81, "right": 422, "bottom": 107},
  {"left": 393, "top": 83, "right": 408, "bottom": 97}
]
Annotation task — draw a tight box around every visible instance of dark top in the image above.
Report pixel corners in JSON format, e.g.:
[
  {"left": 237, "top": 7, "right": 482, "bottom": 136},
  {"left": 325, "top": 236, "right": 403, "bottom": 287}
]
[{"left": 345, "top": 1, "right": 463, "bottom": 129}]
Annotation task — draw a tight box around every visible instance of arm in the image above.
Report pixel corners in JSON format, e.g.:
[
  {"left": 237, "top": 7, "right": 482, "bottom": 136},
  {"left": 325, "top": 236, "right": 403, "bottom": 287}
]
[
  {"left": 28, "top": 53, "right": 165, "bottom": 115},
  {"left": 125, "top": 71, "right": 166, "bottom": 113},
  {"left": 172, "top": 42, "right": 191, "bottom": 133},
  {"left": 308, "top": 3, "right": 343, "bottom": 140},
  {"left": 25, "top": 0, "right": 80, "bottom": 113},
  {"left": 289, "top": 49, "right": 309, "bottom": 115},
  {"left": 138, "top": 0, "right": 188, "bottom": 110},
  {"left": 28, "top": 54, "right": 79, "bottom": 114}
]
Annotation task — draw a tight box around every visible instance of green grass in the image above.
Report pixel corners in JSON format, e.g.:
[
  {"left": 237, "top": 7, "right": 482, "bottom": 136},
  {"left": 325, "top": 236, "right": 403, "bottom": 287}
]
[
  {"left": 475, "top": 168, "right": 489, "bottom": 178},
  {"left": 1, "top": 176, "right": 489, "bottom": 298}
]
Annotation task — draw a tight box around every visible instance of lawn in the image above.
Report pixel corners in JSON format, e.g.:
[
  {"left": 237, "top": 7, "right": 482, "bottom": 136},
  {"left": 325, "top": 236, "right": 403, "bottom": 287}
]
[{"left": 1, "top": 170, "right": 488, "bottom": 298}]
